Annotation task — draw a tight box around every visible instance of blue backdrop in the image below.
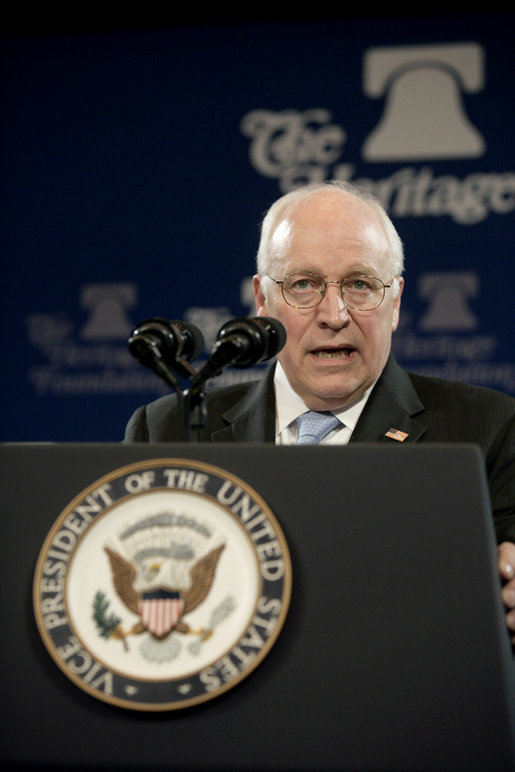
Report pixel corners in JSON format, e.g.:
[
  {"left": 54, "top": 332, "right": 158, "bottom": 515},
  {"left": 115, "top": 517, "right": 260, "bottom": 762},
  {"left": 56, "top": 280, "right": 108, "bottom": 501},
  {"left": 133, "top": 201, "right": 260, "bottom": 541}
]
[{"left": 1, "top": 13, "right": 514, "bottom": 441}]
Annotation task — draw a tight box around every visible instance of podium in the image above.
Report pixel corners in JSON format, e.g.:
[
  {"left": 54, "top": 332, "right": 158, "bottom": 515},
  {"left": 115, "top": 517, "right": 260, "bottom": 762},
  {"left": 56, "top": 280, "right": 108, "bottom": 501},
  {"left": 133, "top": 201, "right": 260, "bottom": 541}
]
[{"left": 1, "top": 442, "right": 514, "bottom": 770}]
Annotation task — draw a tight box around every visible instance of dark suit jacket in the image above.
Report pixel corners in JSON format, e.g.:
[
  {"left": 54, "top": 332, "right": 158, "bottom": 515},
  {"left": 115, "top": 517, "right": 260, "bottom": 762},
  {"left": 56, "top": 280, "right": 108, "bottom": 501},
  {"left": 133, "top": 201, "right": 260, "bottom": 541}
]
[{"left": 125, "top": 355, "right": 515, "bottom": 542}]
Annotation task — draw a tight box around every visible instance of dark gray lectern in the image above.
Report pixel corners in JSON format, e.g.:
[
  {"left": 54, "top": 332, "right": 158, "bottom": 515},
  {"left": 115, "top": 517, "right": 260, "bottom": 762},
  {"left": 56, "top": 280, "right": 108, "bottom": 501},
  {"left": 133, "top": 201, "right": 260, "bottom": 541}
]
[{"left": 1, "top": 442, "right": 514, "bottom": 770}]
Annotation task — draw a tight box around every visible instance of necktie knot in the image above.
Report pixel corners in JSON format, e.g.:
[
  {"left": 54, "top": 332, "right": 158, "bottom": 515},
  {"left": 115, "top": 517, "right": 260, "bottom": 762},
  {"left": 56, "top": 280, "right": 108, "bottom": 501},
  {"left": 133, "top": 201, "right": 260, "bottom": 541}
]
[{"left": 296, "top": 411, "right": 340, "bottom": 445}]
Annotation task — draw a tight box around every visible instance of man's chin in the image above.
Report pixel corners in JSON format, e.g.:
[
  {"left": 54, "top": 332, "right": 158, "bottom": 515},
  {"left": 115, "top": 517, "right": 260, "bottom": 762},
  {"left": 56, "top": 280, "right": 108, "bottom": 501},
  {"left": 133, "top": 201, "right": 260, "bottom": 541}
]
[{"left": 301, "top": 379, "right": 368, "bottom": 412}]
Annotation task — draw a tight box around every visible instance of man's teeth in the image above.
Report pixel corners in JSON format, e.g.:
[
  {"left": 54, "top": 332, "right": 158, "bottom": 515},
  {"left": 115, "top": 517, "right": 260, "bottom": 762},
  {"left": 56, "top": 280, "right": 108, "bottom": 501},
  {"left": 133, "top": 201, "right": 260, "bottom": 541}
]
[{"left": 314, "top": 349, "right": 350, "bottom": 358}]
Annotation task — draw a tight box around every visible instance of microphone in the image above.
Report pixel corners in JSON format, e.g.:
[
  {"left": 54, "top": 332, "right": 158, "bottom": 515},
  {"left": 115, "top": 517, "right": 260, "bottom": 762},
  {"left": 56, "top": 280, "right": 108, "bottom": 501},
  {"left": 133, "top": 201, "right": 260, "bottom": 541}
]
[
  {"left": 191, "top": 317, "right": 286, "bottom": 386},
  {"left": 128, "top": 317, "right": 205, "bottom": 383}
]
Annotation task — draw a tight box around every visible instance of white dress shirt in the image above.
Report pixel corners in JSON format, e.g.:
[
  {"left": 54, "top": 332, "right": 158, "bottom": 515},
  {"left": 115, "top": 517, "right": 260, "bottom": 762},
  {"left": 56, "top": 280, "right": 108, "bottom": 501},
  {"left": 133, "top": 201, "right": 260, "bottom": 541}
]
[{"left": 273, "top": 362, "right": 374, "bottom": 445}]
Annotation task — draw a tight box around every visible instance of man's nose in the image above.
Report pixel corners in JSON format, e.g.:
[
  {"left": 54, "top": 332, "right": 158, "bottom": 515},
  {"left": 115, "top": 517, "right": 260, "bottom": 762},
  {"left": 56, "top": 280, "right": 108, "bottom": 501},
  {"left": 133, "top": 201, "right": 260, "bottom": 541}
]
[{"left": 316, "top": 283, "right": 350, "bottom": 326}]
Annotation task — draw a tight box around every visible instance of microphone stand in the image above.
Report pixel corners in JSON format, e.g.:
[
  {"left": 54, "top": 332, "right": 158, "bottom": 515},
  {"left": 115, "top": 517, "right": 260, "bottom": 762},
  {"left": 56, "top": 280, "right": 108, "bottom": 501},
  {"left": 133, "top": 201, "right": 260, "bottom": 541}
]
[
  {"left": 182, "top": 381, "right": 208, "bottom": 443},
  {"left": 172, "top": 358, "right": 204, "bottom": 443},
  {"left": 183, "top": 335, "right": 249, "bottom": 443}
]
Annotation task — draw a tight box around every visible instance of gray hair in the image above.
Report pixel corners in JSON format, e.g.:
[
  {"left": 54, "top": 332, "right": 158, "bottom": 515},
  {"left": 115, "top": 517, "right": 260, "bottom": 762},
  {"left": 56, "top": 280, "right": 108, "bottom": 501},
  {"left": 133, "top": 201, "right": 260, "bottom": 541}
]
[{"left": 256, "top": 181, "right": 404, "bottom": 294}]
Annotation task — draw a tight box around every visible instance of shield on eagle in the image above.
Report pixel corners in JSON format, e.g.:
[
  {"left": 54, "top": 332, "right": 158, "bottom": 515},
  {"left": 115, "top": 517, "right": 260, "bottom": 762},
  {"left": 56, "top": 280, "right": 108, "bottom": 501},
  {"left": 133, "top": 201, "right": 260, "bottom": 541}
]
[{"left": 139, "top": 589, "right": 184, "bottom": 638}]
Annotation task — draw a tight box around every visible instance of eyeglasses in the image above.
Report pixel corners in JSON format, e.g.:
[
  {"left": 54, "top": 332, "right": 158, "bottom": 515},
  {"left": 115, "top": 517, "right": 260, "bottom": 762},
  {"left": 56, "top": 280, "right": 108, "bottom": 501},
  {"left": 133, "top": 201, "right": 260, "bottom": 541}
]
[{"left": 266, "top": 272, "right": 394, "bottom": 311}]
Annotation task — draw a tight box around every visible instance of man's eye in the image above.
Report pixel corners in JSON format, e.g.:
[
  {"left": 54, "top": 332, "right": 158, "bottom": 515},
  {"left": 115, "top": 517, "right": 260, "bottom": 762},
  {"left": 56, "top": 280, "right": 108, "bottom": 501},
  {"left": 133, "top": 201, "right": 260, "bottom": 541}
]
[
  {"left": 293, "top": 280, "right": 312, "bottom": 290},
  {"left": 345, "top": 278, "right": 372, "bottom": 292},
  {"left": 290, "top": 277, "right": 317, "bottom": 291}
]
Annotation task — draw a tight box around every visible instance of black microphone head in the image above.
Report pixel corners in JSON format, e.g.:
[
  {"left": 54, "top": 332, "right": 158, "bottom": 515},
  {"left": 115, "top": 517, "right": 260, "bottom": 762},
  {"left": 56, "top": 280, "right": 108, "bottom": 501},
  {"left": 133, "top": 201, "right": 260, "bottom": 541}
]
[
  {"left": 167, "top": 319, "right": 205, "bottom": 361},
  {"left": 128, "top": 324, "right": 162, "bottom": 369},
  {"left": 128, "top": 318, "right": 204, "bottom": 367},
  {"left": 216, "top": 316, "right": 286, "bottom": 368},
  {"left": 252, "top": 316, "right": 287, "bottom": 359}
]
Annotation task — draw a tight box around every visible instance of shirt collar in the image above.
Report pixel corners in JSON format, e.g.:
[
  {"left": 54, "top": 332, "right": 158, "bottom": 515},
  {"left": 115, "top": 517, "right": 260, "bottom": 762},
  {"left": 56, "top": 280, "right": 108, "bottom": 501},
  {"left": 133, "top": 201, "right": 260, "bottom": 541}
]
[{"left": 274, "top": 361, "right": 375, "bottom": 437}]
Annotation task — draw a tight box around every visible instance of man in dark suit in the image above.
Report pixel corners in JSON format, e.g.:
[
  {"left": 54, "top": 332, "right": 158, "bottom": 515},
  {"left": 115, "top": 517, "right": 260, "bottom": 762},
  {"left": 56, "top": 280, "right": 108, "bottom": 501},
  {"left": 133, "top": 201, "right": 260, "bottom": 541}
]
[{"left": 125, "top": 180, "right": 515, "bottom": 638}]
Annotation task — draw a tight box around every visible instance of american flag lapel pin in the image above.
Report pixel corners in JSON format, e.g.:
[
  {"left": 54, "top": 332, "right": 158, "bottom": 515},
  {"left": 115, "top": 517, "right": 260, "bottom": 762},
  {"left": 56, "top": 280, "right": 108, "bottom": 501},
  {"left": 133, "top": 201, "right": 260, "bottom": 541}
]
[{"left": 385, "top": 427, "right": 409, "bottom": 442}]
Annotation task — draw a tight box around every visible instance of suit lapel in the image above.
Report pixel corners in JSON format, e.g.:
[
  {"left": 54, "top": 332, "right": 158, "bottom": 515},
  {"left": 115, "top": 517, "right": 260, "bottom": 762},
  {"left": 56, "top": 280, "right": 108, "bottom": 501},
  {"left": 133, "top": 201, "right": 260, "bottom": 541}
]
[
  {"left": 210, "top": 365, "right": 276, "bottom": 443},
  {"left": 351, "top": 355, "right": 426, "bottom": 444}
]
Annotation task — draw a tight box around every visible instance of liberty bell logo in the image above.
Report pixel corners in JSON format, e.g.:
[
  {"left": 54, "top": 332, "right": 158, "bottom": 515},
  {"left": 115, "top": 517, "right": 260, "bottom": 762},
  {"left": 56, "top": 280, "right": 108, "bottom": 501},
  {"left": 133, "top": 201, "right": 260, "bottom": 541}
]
[{"left": 362, "top": 42, "right": 485, "bottom": 162}]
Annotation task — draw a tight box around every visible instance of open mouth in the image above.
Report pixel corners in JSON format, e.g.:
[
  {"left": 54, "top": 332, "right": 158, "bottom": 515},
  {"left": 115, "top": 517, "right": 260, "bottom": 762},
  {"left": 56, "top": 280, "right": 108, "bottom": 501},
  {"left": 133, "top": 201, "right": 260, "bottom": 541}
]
[{"left": 311, "top": 346, "right": 354, "bottom": 359}]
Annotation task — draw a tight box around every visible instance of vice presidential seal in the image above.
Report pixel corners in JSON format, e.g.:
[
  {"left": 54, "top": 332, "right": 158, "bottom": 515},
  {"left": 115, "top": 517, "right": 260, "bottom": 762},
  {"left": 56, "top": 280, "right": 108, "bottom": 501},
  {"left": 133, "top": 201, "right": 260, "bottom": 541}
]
[{"left": 33, "top": 459, "right": 291, "bottom": 711}]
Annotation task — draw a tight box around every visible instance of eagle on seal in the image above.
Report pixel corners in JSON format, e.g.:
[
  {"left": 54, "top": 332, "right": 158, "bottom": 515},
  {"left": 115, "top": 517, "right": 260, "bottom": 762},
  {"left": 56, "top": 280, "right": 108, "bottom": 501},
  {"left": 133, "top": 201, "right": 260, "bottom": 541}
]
[{"left": 103, "top": 543, "right": 225, "bottom": 640}]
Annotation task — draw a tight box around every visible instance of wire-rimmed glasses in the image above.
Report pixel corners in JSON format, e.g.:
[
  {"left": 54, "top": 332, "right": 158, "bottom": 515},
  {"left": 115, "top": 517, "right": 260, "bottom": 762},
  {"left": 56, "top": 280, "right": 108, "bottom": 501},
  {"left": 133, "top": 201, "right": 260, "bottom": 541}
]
[{"left": 266, "top": 272, "right": 394, "bottom": 311}]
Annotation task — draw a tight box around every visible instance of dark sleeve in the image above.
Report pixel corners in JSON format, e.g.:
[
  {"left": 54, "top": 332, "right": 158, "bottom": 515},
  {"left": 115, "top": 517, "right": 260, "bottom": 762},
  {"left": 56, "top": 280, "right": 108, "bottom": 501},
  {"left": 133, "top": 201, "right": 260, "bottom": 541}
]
[
  {"left": 123, "top": 392, "right": 188, "bottom": 442},
  {"left": 124, "top": 405, "right": 150, "bottom": 442},
  {"left": 488, "top": 413, "right": 515, "bottom": 543},
  {"left": 409, "top": 372, "right": 515, "bottom": 544}
]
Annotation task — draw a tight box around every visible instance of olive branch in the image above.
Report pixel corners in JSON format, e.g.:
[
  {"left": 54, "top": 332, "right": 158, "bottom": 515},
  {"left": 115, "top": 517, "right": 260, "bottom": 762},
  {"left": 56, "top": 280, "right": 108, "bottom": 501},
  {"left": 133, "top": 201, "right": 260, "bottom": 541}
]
[{"left": 92, "top": 591, "right": 128, "bottom": 650}]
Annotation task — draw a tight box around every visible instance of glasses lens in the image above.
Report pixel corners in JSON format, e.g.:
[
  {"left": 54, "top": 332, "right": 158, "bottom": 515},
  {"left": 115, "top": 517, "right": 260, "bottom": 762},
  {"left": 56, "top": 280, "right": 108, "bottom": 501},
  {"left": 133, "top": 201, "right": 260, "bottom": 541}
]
[
  {"left": 282, "top": 273, "right": 325, "bottom": 307},
  {"left": 342, "top": 276, "right": 384, "bottom": 310}
]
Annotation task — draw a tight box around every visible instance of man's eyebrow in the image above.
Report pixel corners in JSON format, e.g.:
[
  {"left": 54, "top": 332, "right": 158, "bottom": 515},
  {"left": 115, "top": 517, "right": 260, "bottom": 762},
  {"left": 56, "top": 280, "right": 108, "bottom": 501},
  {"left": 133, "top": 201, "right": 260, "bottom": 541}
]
[
  {"left": 283, "top": 259, "right": 382, "bottom": 277},
  {"left": 343, "top": 268, "right": 379, "bottom": 277}
]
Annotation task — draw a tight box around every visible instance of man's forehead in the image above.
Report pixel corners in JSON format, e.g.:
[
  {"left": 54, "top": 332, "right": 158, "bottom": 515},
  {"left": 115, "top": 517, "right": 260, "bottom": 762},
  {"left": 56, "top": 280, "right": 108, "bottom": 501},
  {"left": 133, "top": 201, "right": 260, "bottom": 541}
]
[
  {"left": 273, "top": 193, "right": 387, "bottom": 241},
  {"left": 269, "top": 206, "right": 391, "bottom": 269}
]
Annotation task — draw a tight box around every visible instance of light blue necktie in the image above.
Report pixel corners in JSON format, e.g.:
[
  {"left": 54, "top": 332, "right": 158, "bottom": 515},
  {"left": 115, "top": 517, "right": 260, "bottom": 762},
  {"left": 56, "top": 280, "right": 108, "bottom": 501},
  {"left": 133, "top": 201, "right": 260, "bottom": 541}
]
[{"left": 296, "top": 411, "right": 341, "bottom": 445}]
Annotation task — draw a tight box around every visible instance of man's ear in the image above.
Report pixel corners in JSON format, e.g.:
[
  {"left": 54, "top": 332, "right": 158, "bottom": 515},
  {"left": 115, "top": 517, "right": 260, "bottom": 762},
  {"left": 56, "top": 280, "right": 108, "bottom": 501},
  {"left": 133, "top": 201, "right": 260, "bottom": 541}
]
[
  {"left": 253, "top": 275, "right": 268, "bottom": 317},
  {"left": 391, "top": 277, "right": 404, "bottom": 332}
]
